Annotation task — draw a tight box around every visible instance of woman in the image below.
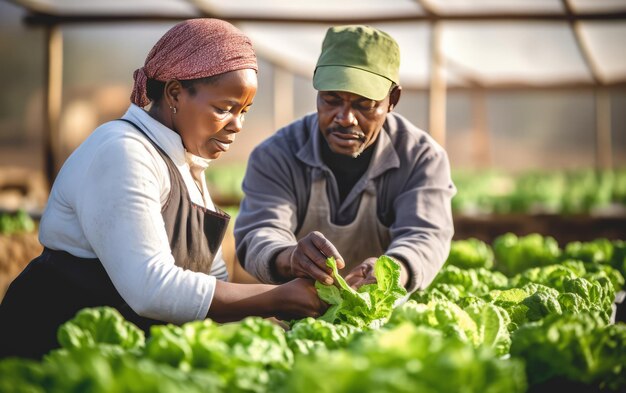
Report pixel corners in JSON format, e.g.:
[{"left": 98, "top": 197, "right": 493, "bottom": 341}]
[{"left": 0, "top": 19, "right": 326, "bottom": 359}]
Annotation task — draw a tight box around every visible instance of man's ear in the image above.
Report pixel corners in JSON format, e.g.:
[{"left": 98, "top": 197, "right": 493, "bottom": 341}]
[
  {"left": 164, "top": 79, "right": 183, "bottom": 108},
  {"left": 388, "top": 85, "right": 402, "bottom": 112}
]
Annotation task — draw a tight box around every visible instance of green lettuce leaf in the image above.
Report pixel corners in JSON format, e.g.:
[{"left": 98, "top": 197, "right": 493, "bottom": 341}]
[
  {"left": 510, "top": 312, "right": 626, "bottom": 390},
  {"left": 315, "top": 256, "right": 407, "bottom": 329},
  {"left": 57, "top": 307, "right": 145, "bottom": 351}
]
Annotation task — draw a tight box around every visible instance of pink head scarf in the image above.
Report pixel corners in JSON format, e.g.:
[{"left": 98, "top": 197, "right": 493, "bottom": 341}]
[{"left": 131, "top": 18, "right": 258, "bottom": 107}]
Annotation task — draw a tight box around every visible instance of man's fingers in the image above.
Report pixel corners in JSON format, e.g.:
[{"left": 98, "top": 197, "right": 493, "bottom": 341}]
[
  {"left": 344, "top": 261, "right": 377, "bottom": 289},
  {"left": 293, "top": 253, "right": 334, "bottom": 285},
  {"left": 345, "top": 275, "right": 364, "bottom": 290},
  {"left": 292, "top": 231, "right": 346, "bottom": 285},
  {"left": 360, "top": 277, "right": 377, "bottom": 287},
  {"left": 298, "top": 239, "right": 333, "bottom": 274},
  {"left": 345, "top": 276, "right": 358, "bottom": 289},
  {"left": 309, "top": 232, "right": 345, "bottom": 269},
  {"left": 344, "top": 267, "right": 364, "bottom": 287},
  {"left": 344, "top": 270, "right": 358, "bottom": 284},
  {"left": 346, "top": 276, "right": 376, "bottom": 290}
]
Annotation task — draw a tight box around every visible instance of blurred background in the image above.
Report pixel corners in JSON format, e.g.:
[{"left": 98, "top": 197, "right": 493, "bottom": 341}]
[{"left": 0, "top": 0, "right": 625, "bottom": 291}]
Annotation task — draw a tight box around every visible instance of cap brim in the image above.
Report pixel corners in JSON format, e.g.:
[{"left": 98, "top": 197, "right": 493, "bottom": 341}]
[{"left": 313, "top": 65, "right": 392, "bottom": 101}]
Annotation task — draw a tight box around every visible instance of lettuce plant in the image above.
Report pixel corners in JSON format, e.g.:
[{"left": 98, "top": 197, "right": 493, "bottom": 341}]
[{"left": 315, "top": 256, "right": 407, "bottom": 329}]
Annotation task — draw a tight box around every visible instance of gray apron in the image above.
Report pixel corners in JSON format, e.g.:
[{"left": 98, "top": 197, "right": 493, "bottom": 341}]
[{"left": 296, "top": 174, "right": 390, "bottom": 274}]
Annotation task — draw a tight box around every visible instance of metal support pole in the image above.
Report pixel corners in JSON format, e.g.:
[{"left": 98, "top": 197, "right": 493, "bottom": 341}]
[
  {"left": 429, "top": 22, "right": 446, "bottom": 148},
  {"left": 562, "top": 0, "right": 613, "bottom": 170},
  {"left": 44, "top": 24, "right": 63, "bottom": 188},
  {"left": 471, "top": 89, "right": 490, "bottom": 168},
  {"left": 595, "top": 88, "right": 612, "bottom": 170}
]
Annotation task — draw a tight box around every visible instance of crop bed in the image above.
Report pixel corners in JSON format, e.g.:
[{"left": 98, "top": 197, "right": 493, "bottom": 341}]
[
  {"left": 0, "top": 232, "right": 41, "bottom": 301},
  {"left": 1, "top": 234, "right": 624, "bottom": 392}
]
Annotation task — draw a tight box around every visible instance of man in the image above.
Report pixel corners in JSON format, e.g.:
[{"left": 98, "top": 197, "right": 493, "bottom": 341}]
[{"left": 234, "top": 25, "right": 455, "bottom": 293}]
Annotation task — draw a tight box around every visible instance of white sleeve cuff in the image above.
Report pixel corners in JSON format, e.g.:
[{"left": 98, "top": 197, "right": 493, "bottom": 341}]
[{"left": 195, "top": 274, "right": 217, "bottom": 321}]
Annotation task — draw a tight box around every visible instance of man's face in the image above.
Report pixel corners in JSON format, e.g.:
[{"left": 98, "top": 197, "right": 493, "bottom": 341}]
[{"left": 317, "top": 90, "right": 392, "bottom": 157}]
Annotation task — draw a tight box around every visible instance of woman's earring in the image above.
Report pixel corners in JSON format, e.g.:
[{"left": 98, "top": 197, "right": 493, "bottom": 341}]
[{"left": 170, "top": 106, "right": 177, "bottom": 114}]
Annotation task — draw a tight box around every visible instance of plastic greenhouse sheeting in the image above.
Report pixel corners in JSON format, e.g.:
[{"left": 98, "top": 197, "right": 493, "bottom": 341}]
[{"left": 8, "top": 0, "right": 626, "bottom": 88}]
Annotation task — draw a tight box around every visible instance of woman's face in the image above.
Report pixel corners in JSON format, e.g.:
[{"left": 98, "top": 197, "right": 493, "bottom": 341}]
[{"left": 174, "top": 69, "right": 257, "bottom": 159}]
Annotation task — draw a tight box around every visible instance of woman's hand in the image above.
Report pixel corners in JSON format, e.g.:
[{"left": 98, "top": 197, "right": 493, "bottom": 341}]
[
  {"left": 273, "top": 278, "right": 329, "bottom": 320},
  {"left": 274, "top": 231, "right": 344, "bottom": 285},
  {"left": 209, "top": 279, "right": 327, "bottom": 323}
]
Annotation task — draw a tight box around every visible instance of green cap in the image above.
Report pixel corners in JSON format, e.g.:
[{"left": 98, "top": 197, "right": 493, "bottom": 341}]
[{"left": 313, "top": 25, "right": 400, "bottom": 101}]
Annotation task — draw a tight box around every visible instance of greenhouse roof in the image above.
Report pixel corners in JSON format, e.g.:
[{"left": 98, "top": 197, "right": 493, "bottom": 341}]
[{"left": 7, "top": 0, "right": 626, "bottom": 89}]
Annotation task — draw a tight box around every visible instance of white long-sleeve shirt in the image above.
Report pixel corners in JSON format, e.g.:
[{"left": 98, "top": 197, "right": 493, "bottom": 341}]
[{"left": 39, "top": 104, "right": 227, "bottom": 324}]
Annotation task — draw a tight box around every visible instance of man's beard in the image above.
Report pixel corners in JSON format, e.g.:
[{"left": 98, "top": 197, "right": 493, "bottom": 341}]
[
  {"left": 327, "top": 125, "right": 366, "bottom": 158},
  {"left": 351, "top": 142, "right": 367, "bottom": 158}
]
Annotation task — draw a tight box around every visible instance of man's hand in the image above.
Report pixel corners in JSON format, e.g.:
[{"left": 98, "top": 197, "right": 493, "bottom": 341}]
[
  {"left": 345, "top": 256, "right": 410, "bottom": 289},
  {"left": 274, "top": 231, "right": 345, "bottom": 285},
  {"left": 344, "top": 257, "right": 377, "bottom": 289}
]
